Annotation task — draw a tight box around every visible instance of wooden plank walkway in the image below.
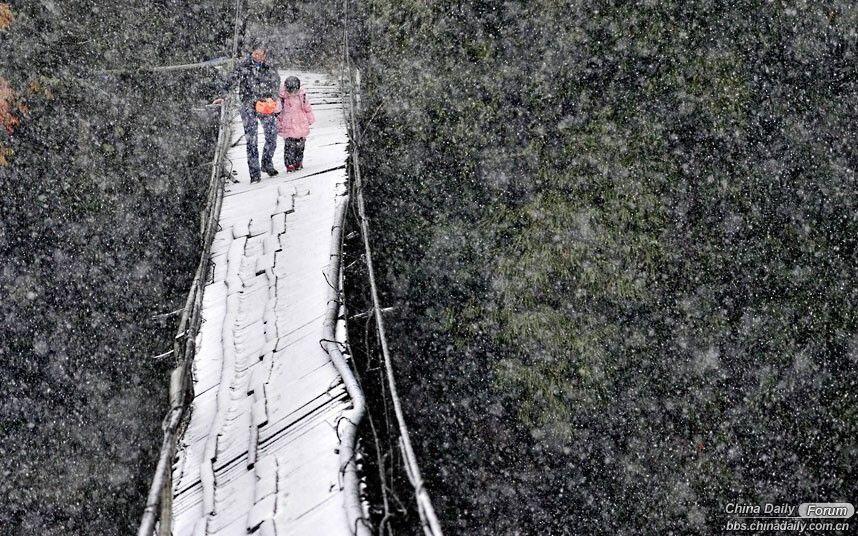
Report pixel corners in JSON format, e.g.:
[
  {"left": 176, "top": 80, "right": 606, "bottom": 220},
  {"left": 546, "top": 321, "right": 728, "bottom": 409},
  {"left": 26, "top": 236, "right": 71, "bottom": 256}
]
[{"left": 169, "top": 70, "right": 355, "bottom": 536}]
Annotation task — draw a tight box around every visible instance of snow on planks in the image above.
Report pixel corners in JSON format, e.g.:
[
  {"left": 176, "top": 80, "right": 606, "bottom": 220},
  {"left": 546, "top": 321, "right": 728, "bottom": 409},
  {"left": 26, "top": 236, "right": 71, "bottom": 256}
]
[{"left": 170, "top": 71, "right": 353, "bottom": 536}]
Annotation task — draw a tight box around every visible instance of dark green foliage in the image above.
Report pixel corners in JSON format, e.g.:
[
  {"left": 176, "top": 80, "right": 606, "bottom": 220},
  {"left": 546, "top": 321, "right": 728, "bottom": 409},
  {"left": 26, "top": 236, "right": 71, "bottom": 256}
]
[
  {"left": 0, "top": 1, "right": 231, "bottom": 533},
  {"left": 354, "top": 0, "right": 856, "bottom": 533},
  {"left": 252, "top": 0, "right": 343, "bottom": 68}
]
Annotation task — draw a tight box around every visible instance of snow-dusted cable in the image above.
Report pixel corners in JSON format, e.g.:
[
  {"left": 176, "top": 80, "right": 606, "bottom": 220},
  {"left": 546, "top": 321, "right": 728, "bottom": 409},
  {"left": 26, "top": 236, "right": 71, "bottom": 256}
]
[
  {"left": 321, "top": 196, "right": 373, "bottom": 536},
  {"left": 137, "top": 3, "right": 244, "bottom": 536},
  {"left": 341, "top": 0, "right": 444, "bottom": 533},
  {"left": 100, "top": 56, "right": 232, "bottom": 75}
]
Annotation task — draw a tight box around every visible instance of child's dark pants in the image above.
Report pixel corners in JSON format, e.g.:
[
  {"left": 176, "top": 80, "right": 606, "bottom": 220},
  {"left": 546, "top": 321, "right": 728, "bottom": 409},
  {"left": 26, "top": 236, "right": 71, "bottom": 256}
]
[{"left": 283, "top": 137, "right": 306, "bottom": 168}]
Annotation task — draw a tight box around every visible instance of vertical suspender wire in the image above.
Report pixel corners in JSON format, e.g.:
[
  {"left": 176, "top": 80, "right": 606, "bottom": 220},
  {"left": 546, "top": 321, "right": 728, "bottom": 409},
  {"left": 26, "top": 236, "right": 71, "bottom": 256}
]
[{"left": 341, "top": 1, "right": 444, "bottom": 534}]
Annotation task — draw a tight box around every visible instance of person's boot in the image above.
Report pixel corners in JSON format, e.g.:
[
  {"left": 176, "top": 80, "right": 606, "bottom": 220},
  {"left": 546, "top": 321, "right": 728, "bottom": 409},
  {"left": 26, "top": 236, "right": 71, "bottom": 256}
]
[
  {"left": 250, "top": 173, "right": 261, "bottom": 184},
  {"left": 296, "top": 161, "right": 303, "bottom": 170},
  {"left": 262, "top": 163, "right": 278, "bottom": 176}
]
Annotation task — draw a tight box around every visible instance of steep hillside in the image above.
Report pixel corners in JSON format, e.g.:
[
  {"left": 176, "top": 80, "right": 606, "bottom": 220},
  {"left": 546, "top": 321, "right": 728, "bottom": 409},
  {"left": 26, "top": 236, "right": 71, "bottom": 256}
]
[
  {"left": 352, "top": 1, "right": 856, "bottom": 533},
  {"left": 0, "top": 2, "right": 229, "bottom": 532}
]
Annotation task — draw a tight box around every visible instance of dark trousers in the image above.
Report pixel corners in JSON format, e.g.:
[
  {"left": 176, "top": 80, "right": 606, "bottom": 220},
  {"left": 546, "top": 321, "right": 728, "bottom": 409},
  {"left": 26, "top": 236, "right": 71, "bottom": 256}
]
[
  {"left": 283, "top": 137, "right": 305, "bottom": 168},
  {"left": 239, "top": 104, "right": 277, "bottom": 178}
]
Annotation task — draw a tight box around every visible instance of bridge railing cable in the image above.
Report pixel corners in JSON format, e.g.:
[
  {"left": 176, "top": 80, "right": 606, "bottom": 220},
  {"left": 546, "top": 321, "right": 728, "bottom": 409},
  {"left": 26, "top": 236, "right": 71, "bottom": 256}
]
[
  {"left": 137, "top": 2, "right": 244, "bottom": 535},
  {"left": 340, "top": 0, "right": 444, "bottom": 534}
]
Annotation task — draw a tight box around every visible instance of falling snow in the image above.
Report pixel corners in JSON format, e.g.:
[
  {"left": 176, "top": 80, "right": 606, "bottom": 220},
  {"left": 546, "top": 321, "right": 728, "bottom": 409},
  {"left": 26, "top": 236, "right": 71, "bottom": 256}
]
[{"left": 1, "top": 1, "right": 856, "bottom": 535}]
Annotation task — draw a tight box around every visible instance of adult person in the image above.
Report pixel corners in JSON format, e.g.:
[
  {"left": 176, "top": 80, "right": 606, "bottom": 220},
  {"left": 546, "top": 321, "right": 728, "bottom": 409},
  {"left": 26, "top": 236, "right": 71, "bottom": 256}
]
[{"left": 212, "top": 42, "right": 280, "bottom": 183}]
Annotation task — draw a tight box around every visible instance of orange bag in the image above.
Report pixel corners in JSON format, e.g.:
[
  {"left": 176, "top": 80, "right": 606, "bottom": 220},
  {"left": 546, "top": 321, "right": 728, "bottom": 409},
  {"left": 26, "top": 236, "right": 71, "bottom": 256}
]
[{"left": 255, "top": 98, "right": 277, "bottom": 115}]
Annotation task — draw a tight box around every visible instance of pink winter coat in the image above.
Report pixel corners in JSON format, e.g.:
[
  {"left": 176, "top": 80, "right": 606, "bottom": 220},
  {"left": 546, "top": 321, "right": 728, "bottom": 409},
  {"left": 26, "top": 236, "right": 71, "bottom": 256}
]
[{"left": 276, "top": 86, "right": 315, "bottom": 139}]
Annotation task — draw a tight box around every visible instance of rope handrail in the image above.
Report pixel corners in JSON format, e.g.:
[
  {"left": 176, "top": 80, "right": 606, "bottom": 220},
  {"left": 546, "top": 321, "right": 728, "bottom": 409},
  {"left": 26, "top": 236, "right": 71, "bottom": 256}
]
[
  {"left": 99, "top": 56, "right": 232, "bottom": 75},
  {"left": 137, "top": 2, "right": 243, "bottom": 535},
  {"left": 340, "top": 0, "right": 444, "bottom": 533},
  {"left": 137, "top": 90, "right": 234, "bottom": 536}
]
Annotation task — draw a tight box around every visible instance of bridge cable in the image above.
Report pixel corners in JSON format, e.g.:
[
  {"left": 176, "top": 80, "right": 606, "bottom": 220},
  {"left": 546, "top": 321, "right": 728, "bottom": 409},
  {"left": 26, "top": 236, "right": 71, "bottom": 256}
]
[
  {"left": 136, "top": 1, "right": 244, "bottom": 535},
  {"left": 340, "top": 1, "right": 444, "bottom": 534}
]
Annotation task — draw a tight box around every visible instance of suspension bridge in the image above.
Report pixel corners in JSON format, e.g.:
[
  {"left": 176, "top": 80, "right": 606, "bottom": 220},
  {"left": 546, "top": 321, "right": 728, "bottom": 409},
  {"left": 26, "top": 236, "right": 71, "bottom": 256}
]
[
  {"left": 163, "top": 70, "right": 365, "bottom": 536},
  {"left": 138, "top": 62, "right": 440, "bottom": 535},
  {"left": 137, "top": 3, "right": 443, "bottom": 533}
]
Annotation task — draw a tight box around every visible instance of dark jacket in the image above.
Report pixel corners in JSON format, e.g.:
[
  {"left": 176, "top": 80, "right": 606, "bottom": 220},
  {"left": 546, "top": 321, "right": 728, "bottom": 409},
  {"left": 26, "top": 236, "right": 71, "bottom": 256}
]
[{"left": 220, "top": 56, "right": 280, "bottom": 106}]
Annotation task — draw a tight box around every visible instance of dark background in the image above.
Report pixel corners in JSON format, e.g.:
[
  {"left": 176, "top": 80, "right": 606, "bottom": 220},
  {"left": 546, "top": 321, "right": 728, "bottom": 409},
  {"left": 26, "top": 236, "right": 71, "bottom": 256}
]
[
  {"left": 350, "top": 0, "right": 856, "bottom": 534},
  {"left": 1, "top": 1, "right": 855, "bottom": 534},
  {"left": 0, "top": 1, "right": 344, "bottom": 533},
  {"left": 1, "top": 1, "right": 229, "bottom": 533}
]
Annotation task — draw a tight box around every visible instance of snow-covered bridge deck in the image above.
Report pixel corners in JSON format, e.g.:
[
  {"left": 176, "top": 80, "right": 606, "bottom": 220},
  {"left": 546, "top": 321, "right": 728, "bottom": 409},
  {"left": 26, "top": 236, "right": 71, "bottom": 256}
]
[{"left": 169, "top": 71, "right": 357, "bottom": 536}]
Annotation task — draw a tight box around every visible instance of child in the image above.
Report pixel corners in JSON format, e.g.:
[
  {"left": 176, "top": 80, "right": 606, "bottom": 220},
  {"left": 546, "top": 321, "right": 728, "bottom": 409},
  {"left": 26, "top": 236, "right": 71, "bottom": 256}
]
[{"left": 276, "top": 76, "right": 315, "bottom": 172}]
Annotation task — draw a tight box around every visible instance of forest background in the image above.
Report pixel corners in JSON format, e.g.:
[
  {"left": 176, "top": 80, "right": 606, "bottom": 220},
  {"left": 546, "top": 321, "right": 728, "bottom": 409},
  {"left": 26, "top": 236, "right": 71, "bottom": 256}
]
[{"left": 1, "top": 1, "right": 854, "bottom": 534}]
